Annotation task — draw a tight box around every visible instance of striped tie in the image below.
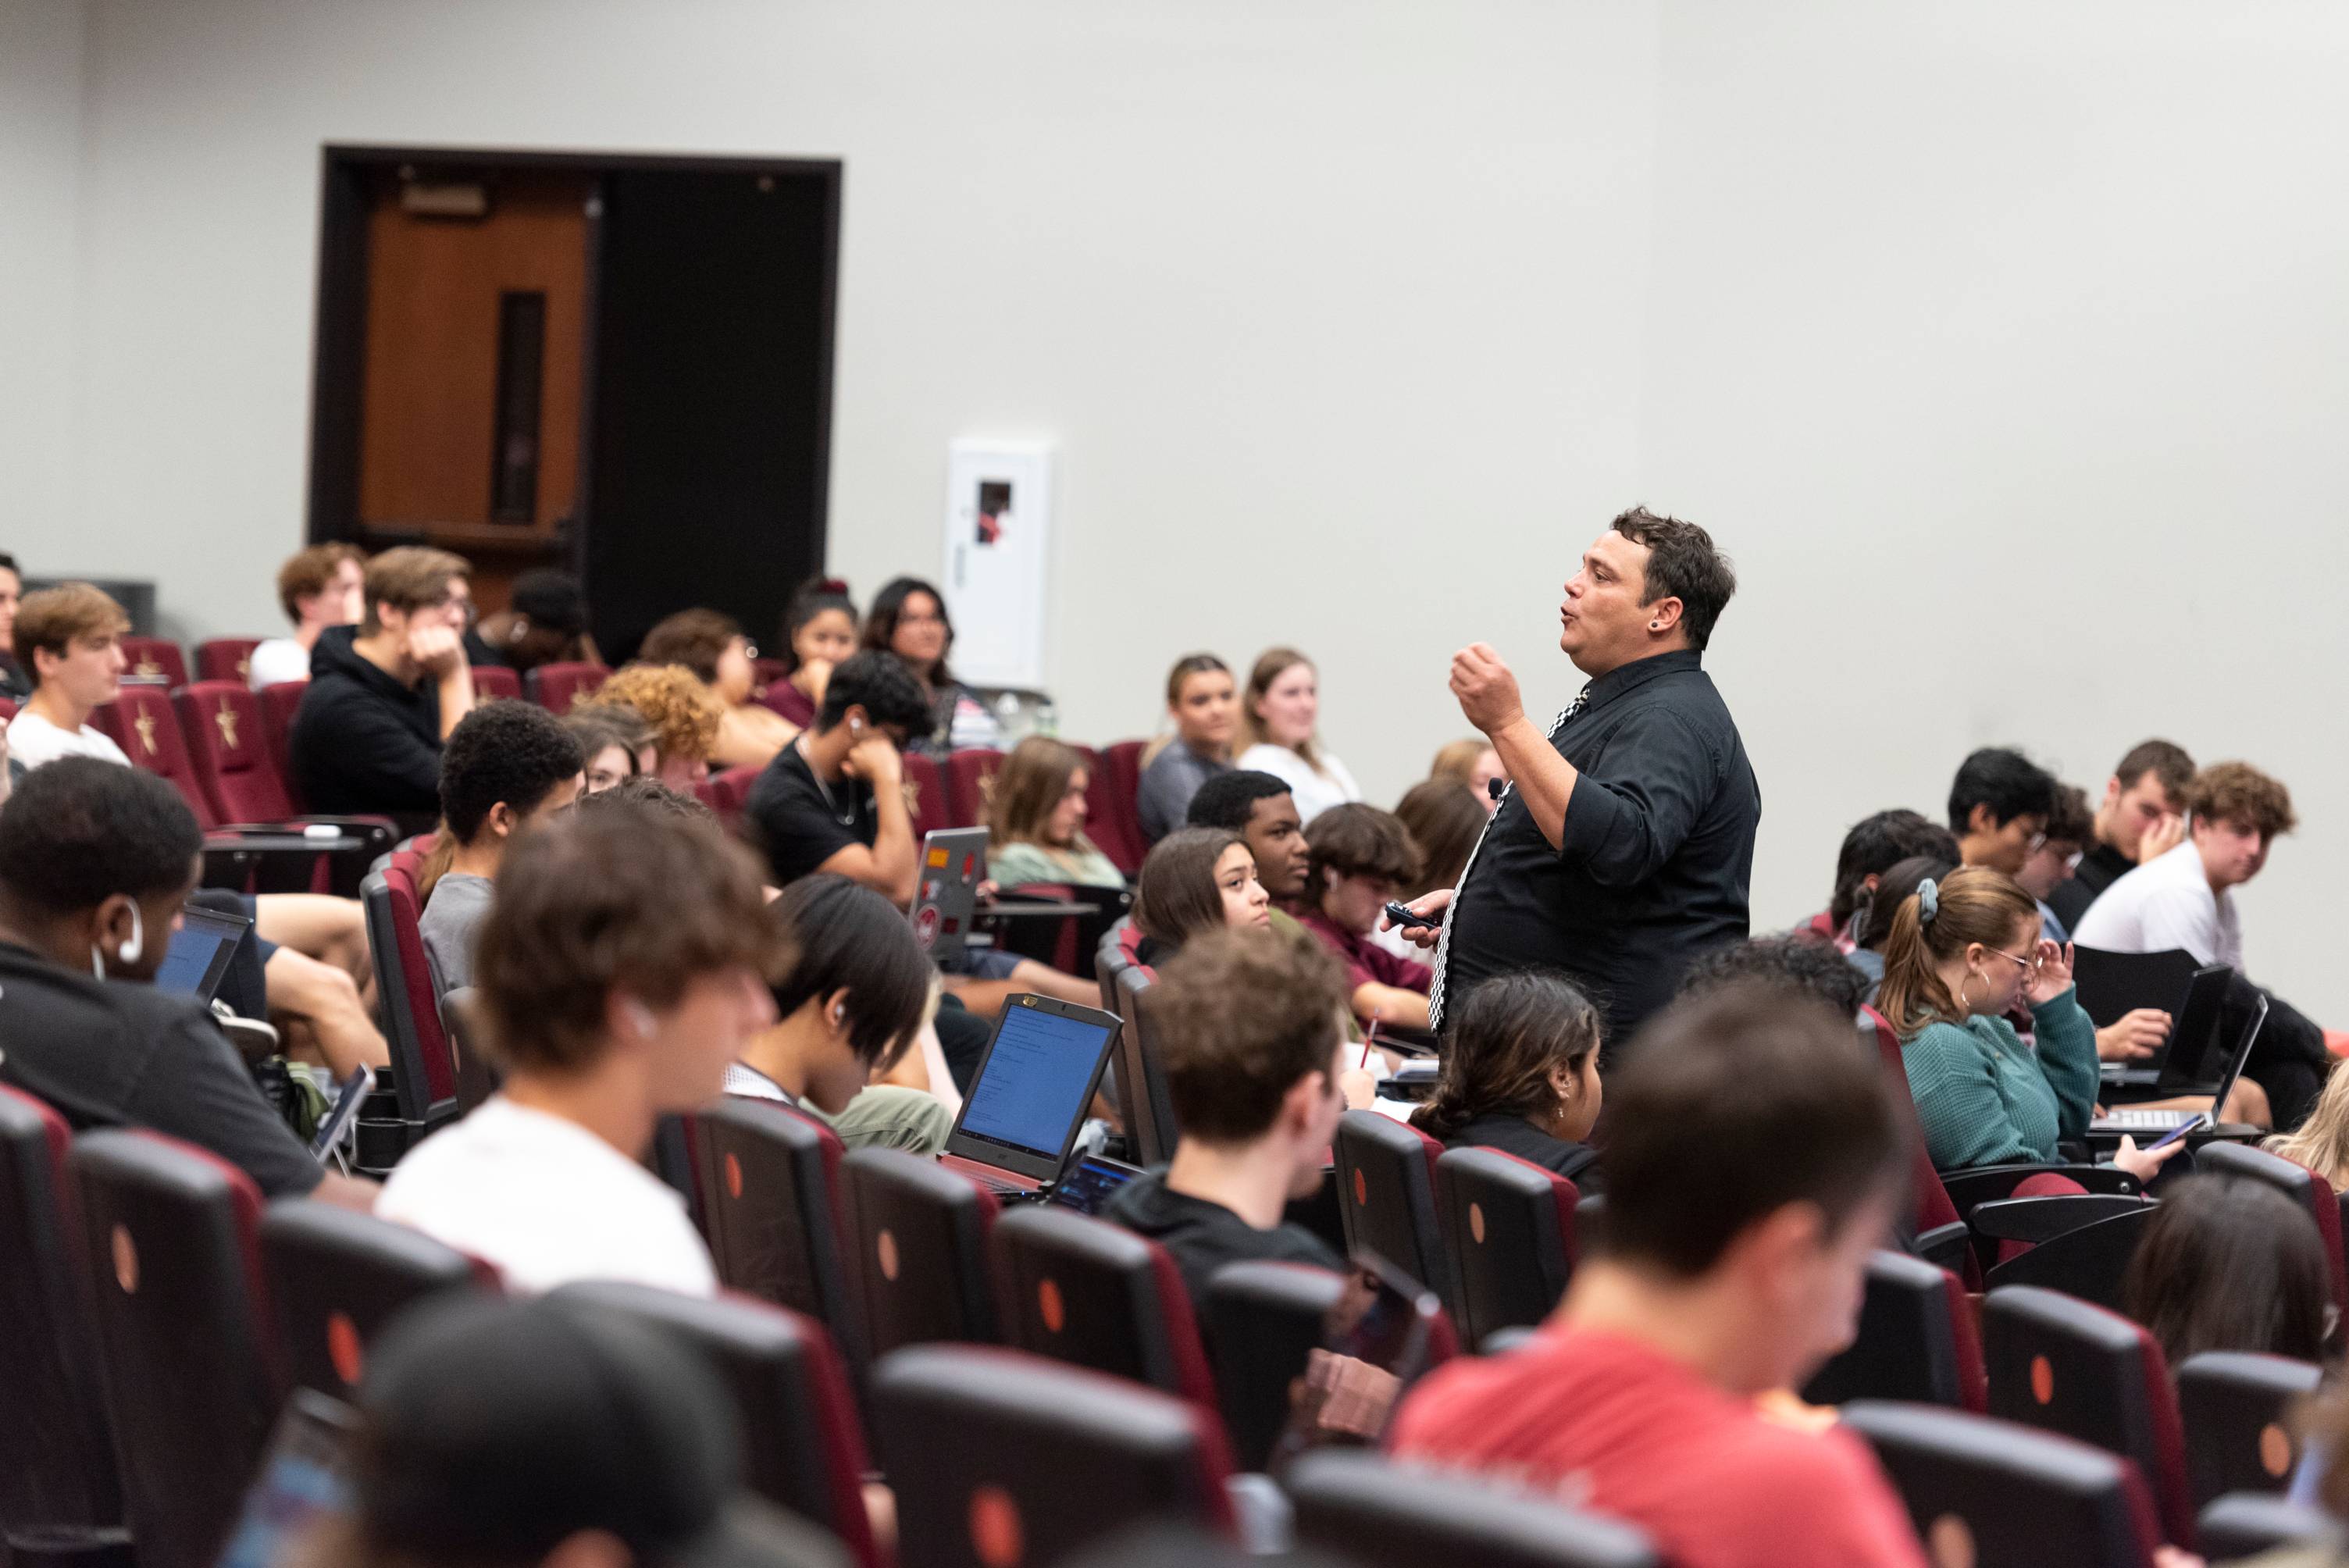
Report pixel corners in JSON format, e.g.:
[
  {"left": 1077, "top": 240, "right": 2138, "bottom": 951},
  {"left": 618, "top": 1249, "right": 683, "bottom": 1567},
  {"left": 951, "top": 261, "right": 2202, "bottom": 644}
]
[{"left": 1427, "top": 687, "right": 1590, "bottom": 1029}]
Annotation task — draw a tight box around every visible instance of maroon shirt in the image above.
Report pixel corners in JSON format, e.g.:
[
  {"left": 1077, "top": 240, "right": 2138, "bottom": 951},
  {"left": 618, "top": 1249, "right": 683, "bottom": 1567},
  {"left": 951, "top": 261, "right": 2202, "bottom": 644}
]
[{"left": 1297, "top": 910, "right": 1433, "bottom": 997}]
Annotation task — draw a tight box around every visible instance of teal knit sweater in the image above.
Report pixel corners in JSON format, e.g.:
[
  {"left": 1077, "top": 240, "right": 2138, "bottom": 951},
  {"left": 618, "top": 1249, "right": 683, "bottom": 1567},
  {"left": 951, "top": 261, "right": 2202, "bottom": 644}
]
[{"left": 1899, "top": 988, "right": 2100, "bottom": 1170}]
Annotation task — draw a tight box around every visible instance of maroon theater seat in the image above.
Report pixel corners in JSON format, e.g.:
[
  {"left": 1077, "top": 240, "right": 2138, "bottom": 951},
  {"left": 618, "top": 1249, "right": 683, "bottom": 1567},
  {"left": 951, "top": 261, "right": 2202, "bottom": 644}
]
[
  {"left": 839, "top": 1146, "right": 1001, "bottom": 1356},
  {"left": 871, "top": 1344, "right": 1236, "bottom": 1568},
  {"left": 194, "top": 638, "right": 262, "bottom": 686},
  {"left": 174, "top": 681, "right": 298, "bottom": 823},
  {"left": 116, "top": 636, "right": 187, "bottom": 691},
  {"left": 2175, "top": 1350, "right": 2324, "bottom": 1511},
  {"left": 469, "top": 664, "right": 522, "bottom": 701},
  {"left": 69, "top": 1129, "right": 280, "bottom": 1568},
  {"left": 91, "top": 688, "right": 216, "bottom": 826},
  {"left": 557, "top": 1281, "right": 880, "bottom": 1568},
  {"left": 989, "top": 1204, "right": 1219, "bottom": 1411},
  {"left": 1288, "top": 1449, "right": 1663, "bottom": 1568},
  {"left": 259, "top": 1199, "right": 494, "bottom": 1399},
  {"left": 900, "top": 752, "right": 950, "bottom": 840},
  {"left": 361, "top": 867, "right": 460, "bottom": 1130},
  {"left": 1982, "top": 1284, "right": 2195, "bottom": 1547},
  {"left": 1090, "top": 739, "right": 1150, "bottom": 875},
  {"left": 1435, "top": 1146, "right": 1580, "bottom": 1349},
  {"left": 1107, "top": 964, "right": 1178, "bottom": 1167},
  {"left": 2197, "top": 1142, "right": 2349, "bottom": 1313},
  {"left": 257, "top": 681, "right": 308, "bottom": 809},
  {"left": 0, "top": 1086, "right": 128, "bottom": 1562},
  {"left": 1844, "top": 1400, "right": 2165, "bottom": 1568},
  {"left": 690, "top": 1098, "right": 864, "bottom": 1373},
  {"left": 1333, "top": 1110, "right": 1451, "bottom": 1312},
  {"left": 1203, "top": 1259, "right": 1347, "bottom": 1473},
  {"left": 526, "top": 659, "right": 609, "bottom": 714},
  {"left": 1804, "top": 1249, "right": 1987, "bottom": 1412},
  {"left": 944, "top": 748, "right": 1004, "bottom": 829}
]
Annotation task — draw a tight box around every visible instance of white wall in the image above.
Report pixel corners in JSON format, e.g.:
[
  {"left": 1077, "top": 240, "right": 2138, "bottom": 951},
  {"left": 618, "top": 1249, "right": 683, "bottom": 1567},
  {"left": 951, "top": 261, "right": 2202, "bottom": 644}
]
[{"left": 16, "top": 0, "right": 2349, "bottom": 1014}]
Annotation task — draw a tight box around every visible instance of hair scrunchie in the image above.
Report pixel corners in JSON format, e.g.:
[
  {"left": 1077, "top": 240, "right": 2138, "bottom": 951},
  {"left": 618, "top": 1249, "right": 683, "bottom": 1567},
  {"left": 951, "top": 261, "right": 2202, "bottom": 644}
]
[{"left": 1916, "top": 878, "right": 1941, "bottom": 925}]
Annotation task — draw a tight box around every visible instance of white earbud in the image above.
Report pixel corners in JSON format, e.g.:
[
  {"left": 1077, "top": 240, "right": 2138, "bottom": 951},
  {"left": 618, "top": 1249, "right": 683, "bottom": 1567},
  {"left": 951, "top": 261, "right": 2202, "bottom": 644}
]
[
  {"left": 118, "top": 903, "right": 143, "bottom": 968},
  {"left": 832, "top": 1004, "right": 847, "bottom": 1027}
]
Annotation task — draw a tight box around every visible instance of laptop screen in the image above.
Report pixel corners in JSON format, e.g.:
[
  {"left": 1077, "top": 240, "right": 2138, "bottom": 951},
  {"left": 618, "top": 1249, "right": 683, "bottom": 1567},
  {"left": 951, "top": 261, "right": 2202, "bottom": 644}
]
[
  {"left": 957, "top": 1003, "right": 1116, "bottom": 1160},
  {"left": 153, "top": 905, "right": 251, "bottom": 1003}
]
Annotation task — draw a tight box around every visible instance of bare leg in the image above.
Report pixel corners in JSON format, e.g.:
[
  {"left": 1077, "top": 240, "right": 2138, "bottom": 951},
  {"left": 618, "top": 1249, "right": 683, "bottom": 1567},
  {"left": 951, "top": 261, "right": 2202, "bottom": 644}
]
[
  {"left": 265, "top": 946, "right": 389, "bottom": 1078},
  {"left": 2126, "top": 1080, "right": 2274, "bottom": 1131},
  {"left": 253, "top": 893, "right": 375, "bottom": 1008}
]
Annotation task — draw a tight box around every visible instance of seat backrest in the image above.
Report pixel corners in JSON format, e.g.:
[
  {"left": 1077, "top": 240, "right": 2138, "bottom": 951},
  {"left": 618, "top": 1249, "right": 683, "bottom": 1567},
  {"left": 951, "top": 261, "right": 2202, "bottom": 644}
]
[
  {"left": 525, "top": 660, "right": 610, "bottom": 713},
  {"left": 194, "top": 637, "right": 262, "bottom": 685},
  {"left": 1841, "top": 1401, "right": 2164, "bottom": 1568},
  {"left": 555, "top": 1281, "right": 879, "bottom": 1568},
  {"left": 1435, "top": 1146, "right": 1578, "bottom": 1349},
  {"left": 91, "top": 688, "right": 217, "bottom": 827},
  {"left": 118, "top": 636, "right": 188, "bottom": 690},
  {"left": 1804, "top": 1250, "right": 1985, "bottom": 1412},
  {"left": 1333, "top": 1110, "right": 1450, "bottom": 1307},
  {"left": 2175, "top": 1350, "right": 2325, "bottom": 1512},
  {"left": 1091, "top": 739, "right": 1150, "bottom": 875},
  {"left": 0, "top": 1085, "right": 122, "bottom": 1537},
  {"left": 1203, "top": 1259, "right": 1346, "bottom": 1473},
  {"left": 2198, "top": 1142, "right": 2349, "bottom": 1313},
  {"left": 870, "top": 1344, "right": 1235, "bottom": 1568},
  {"left": 1862, "top": 1005, "right": 1967, "bottom": 1242},
  {"left": 175, "top": 680, "right": 297, "bottom": 824},
  {"left": 362, "top": 868, "right": 458, "bottom": 1121},
  {"left": 702, "top": 763, "right": 761, "bottom": 828},
  {"left": 900, "top": 752, "right": 950, "bottom": 839},
  {"left": 943, "top": 747, "right": 1004, "bottom": 829},
  {"left": 1115, "top": 967, "right": 1180, "bottom": 1167},
  {"left": 257, "top": 681, "right": 309, "bottom": 811},
  {"left": 989, "top": 1204, "right": 1218, "bottom": 1409},
  {"left": 1980, "top": 1204, "right": 2159, "bottom": 1313},
  {"left": 2197, "top": 1491, "right": 2346, "bottom": 1560},
  {"left": 1982, "top": 1284, "right": 2194, "bottom": 1547},
  {"left": 1287, "top": 1448, "right": 1662, "bottom": 1568},
  {"left": 690, "top": 1097, "right": 864, "bottom": 1373},
  {"left": 839, "top": 1146, "right": 1000, "bottom": 1357},
  {"left": 258, "top": 1198, "right": 491, "bottom": 1399},
  {"left": 469, "top": 664, "right": 522, "bottom": 701},
  {"left": 69, "top": 1128, "right": 279, "bottom": 1568}
]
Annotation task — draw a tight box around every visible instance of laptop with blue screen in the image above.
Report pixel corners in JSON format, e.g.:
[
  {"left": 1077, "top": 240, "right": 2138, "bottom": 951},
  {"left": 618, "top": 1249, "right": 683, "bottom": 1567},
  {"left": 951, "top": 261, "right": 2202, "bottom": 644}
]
[
  {"left": 939, "top": 993, "right": 1122, "bottom": 1197},
  {"left": 153, "top": 902, "right": 252, "bottom": 1007}
]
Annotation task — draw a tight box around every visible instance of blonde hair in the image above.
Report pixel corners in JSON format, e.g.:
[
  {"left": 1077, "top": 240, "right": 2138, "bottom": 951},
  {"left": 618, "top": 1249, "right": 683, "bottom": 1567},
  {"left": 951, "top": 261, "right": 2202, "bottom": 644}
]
[
  {"left": 579, "top": 664, "right": 725, "bottom": 766},
  {"left": 1237, "top": 646, "right": 1322, "bottom": 772},
  {"left": 1875, "top": 864, "right": 2040, "bottom": 1037},
  {"left": 987, "top": 736, "right": 1103, "bottom": 857},
  {"left": 2267, "top": 1065, "right": 2349, "bottom": 1190},
  {"left": 1429, "top": 738, "right": 1493, "bottom": 787}
]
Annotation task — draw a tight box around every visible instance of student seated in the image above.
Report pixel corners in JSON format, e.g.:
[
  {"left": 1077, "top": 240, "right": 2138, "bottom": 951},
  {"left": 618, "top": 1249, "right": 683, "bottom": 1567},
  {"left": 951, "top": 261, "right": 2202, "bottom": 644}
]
[
  {"left": 0, "top": 550, "right": 27, "bottom": 703},
  {"left": 1388, "top": 985, "right": 1928, "bottom": 1568},
  {"left": 1375, "top": 779, "right": 1485, "bottom": 962},
  {"left": 2046, "top": 738, "right": 2197, "bottom": 933},
  {"left": 986, "top": 736, "right": 1125, "bottom": 889},
  {"left": 1877, "top": 868, "right": 2178, "bottom": 1180},
  {"left": 1844, "top": 854, "right": 1953, "bottom": 1007},
  {"left": 1679, "top": 932, "right": 1870, "bottom": 1021},
  {"left": 561, "top": 704, "right": 655, "bottom": 795},
  {"left": 1234, "top": 647, "right": 1360, "bottom": 825},
  {"left": 1412, "top": 970, "right": 1601, "bottom": 1186},
  {"left": 639, "top": 607, "right": 798, "bottom": 770},
  {"left": 0, "top": 760, "right": 376, "bottom": 1206},
  {"left": 10, "top": 583, "right": 386, "bottom": 1077},
  {"left": 1136, "top": 654, "right": 1236, "bottom": 843},
  {"left": 2122, "top": 1174, "right": 2333, "bottom": 1371},
  {"left": 766, "top": 577, "right": 859, "bottom": 729},
  {"left": 745, "top": 649, "right": 930, "bottom": 896},
  {"left": 1804, "top": 808, "right": 1959, "bottom": 951},
  {"left": 1132, "top": 827, "right": 1271, "bottom": 969},
  {"left": 1428, "top": 736, "right": 1506, "bottom": 811},
  {"left": 575, "top": 663, "right": 725, "bottom": 789},
  {"left": 1948, "top": 747, "right": 2057, "bottom": 877},
  {"left": 1104, "top": 926, "right": 1350, "bottom": 1308},
  {"left": 727, "top": 875, "right": 956, "bottom": 1154},
  {"left": 418, "top": 701, "right": 585, "bottom": 998},
  {"left": 1296, "top": 803, "right": 1432, "bottom": 1032},
  {"left": 248, "top": 542, "right": 363, "bottom": 690},
  {"left": 472, "top": 567, "right": 598, "bottom": 676},
  {"left": 378, "top": 806, "right": 785, "bottom": 1294},
  {"left": 289, "top": 546, "right": 478, "bottom": 832},
  {"left": 860, "top": 576, "right": 1000, "bottom": 754},
  {"left": 1184, "top": 769, "right": 1312, "bottom": 933},
  {"left": 2018, "top": 783, "right": 2095, "bottom": 943}
]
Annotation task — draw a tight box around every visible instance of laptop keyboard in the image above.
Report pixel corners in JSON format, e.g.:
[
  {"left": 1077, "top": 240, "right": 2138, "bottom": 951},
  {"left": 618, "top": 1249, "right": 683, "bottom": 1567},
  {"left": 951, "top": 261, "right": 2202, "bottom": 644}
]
[{"left": 2101, "top": 1109, "right": 2187, "bottom": 1128}]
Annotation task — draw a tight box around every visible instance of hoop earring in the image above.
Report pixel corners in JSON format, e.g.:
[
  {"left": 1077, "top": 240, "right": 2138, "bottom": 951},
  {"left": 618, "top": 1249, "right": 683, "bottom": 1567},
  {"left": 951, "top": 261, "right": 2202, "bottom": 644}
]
[{"left": 1956, "top": 974, "right": 1979, "bottom": 1014}]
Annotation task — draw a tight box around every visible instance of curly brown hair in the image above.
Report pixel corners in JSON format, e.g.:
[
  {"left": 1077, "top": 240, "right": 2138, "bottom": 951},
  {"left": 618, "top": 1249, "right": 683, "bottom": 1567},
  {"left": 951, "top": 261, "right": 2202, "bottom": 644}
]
[
  {"left": 577, "top": 665, "right": 725, "bottom": 766},
  {"left": 1151, "top": 925, "right": 1349, "bottom": 1144},
  {"left": 2187, "top": 762, "right": 2297, "bottom": 839}
]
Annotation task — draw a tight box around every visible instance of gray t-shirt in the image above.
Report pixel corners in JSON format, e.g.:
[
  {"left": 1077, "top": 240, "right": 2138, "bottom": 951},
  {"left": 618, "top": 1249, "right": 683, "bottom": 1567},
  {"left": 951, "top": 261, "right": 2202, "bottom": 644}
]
[
  {"left": 1135, "top": 743, "right": 1231, "bottom": 843},
  {"left": 419, "top": 871, "right": 495, "bottom": 999}
]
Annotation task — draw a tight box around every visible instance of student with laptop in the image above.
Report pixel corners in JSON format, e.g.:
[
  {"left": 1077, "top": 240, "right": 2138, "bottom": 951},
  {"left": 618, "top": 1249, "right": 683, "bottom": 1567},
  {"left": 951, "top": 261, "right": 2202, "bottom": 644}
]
[
  {"left": 0, "top": 759, "right": 377, "bottom": 1207},
  {"left": 1104, "top": 927, "right": 1356, "bottom": 1311},
  {"left": 379, "top": 806, "right": 786, "bottom": 1295},
  {"left": 1875, "top": 865, "right": 2180, "bottom": 1181},
  {"left": 416, "top": 701, "right": 585, "bottom": 998},
  {"left": 728, "top": 875, "right": 957, "bottom": 1154}
]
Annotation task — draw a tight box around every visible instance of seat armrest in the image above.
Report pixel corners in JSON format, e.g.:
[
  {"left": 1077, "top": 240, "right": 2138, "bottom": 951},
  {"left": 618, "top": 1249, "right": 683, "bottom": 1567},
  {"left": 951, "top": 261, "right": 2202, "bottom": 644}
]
[
  {"left": 1968, "top": 1193, "right": 2150, "bottom": 1244},
  {"left": 1909, "top": 1221, "right": 1970, "bottom": 1274}
]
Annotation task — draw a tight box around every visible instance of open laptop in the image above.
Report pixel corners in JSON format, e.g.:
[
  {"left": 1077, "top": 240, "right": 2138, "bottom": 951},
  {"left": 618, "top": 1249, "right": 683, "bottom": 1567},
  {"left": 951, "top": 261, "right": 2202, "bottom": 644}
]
[
  {"left": 212, "top": 1388, "right": 356, "bottom": 1568},
  {"left": 938, "top": 993, "right": 1122, "bottom": 1198},
  {"left": 2101, "top": 962, "right": 2232, "bottom": 1090},
  {"left": 910, "top": 828, "right": 989, "bottom": 975},
  {"left": 2093, "top": 994, "right": 2266, "bottom": 1136},
  {"left": 153, "top": 902, "right": 254, "bottom": 1007}
]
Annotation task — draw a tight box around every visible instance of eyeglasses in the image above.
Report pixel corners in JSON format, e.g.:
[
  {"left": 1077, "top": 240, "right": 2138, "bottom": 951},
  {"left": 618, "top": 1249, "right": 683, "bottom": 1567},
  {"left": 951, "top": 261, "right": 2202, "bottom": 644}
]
[{"left": 1986, "top": 946, "right": 2042, "bottom": 978}]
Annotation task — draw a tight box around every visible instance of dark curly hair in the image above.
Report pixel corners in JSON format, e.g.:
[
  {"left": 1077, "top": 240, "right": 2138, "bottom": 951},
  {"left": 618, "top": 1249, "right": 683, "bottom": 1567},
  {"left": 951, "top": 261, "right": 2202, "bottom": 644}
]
[
  {"left": 439, "top": 700, "right": 586, "bottom": 845},
  {"left": 814, "top": 650, "right": 933, "bottom": 736},
  {"left": 0, "top": 757, "right": 201, "bottom": 915},
  {"left": 1678, "top": 934, "right": 1869, "bottom": 1020}
]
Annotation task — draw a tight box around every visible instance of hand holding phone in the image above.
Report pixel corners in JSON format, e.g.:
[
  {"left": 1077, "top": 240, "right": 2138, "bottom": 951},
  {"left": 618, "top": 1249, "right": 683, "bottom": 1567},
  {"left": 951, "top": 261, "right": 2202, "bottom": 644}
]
[
  {"left": 1382, "top": 900, "right": 1439, "bottom": 932},
  {"left": 2147, "top": 1116, "right": 2205, "bottom": 1153}
]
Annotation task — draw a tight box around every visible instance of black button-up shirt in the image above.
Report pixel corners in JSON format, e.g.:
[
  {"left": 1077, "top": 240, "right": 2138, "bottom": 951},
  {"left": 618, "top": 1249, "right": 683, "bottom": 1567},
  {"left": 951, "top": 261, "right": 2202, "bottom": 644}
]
[{"left": 1434, "top": 648, "right": 1760, "bottom": 1057}]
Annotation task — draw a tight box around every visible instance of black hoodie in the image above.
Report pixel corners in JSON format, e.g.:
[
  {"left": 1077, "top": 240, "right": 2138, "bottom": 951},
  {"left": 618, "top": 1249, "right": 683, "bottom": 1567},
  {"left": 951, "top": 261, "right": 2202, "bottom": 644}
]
[
  {"left": 288, "top": 625, "right": 444, "bottom": 832},
  {"left": 1103, "top": 1169, "right": 1343, "bottom": 1314}
]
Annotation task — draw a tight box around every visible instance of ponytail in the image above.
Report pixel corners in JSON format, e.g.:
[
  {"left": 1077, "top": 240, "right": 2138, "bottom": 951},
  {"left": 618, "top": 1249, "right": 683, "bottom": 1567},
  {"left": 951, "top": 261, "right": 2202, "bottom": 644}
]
[{"left": 1873, "top": 864, "right": 2040, "bottom": 1037}]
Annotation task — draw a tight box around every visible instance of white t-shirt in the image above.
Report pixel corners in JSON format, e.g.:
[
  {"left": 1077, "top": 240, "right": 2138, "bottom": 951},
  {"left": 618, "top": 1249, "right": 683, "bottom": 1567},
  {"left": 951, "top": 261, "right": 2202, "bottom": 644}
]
[
  {"left": 2073, "top": 839, "right": 2244, "bottom": 971},
  {"left": 7, "top": 710, "right": 132, "bottom": 772},
  {"left": 377, "top": 1096, "right": 717, "bottom": 1297},
  {"left": 246, "top": 638, "right": 313, "bottom": 690},
  {"left": 1236, "top": 742, "right": 1361, "bottom": 826}
]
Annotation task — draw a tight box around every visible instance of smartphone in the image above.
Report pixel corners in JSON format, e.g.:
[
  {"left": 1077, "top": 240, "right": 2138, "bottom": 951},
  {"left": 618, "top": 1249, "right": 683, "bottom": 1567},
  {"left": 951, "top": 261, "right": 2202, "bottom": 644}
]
[
  {"left": 2146, "top": 1115, "right": 2205, "bottom": 1153},
  {"left": 1382, "top": 900, "right": 1439, "bottom": 932}
]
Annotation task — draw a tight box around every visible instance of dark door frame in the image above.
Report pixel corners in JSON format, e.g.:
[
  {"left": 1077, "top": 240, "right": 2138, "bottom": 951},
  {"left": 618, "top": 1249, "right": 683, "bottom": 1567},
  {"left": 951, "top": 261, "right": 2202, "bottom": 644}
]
[{"left": 305, "top": 144, "right": 843, "bottom": 577}]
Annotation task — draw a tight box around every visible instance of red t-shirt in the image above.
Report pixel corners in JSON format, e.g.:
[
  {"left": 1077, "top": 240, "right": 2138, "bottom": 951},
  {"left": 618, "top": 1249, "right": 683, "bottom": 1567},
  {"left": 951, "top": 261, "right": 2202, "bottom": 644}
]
[
  {"left": 1297, "top": 911, "right": 1434, "bottom": 997},
  {"left": 1387, "top": 1326, "right": 1927, "bottom": 1568}
]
